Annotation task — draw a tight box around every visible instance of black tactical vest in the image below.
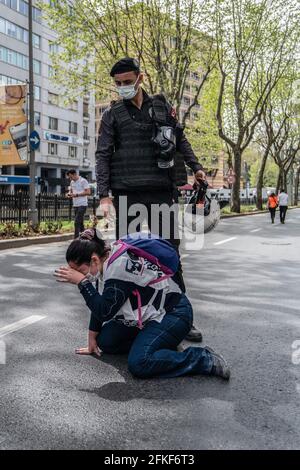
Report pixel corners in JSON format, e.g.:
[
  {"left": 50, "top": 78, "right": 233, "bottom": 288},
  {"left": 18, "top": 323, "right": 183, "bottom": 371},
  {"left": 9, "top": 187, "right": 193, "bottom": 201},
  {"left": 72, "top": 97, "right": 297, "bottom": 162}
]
[{"left": 110, "top": 97, "right": 187, "bottom": 191}]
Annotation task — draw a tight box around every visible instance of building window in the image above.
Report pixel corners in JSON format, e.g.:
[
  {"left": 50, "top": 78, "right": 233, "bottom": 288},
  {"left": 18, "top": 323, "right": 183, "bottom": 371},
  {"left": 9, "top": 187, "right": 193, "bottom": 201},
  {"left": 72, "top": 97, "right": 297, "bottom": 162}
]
[
  {"left": 49, "top": 41, "right": 59, "bottom": 54},
  {"left": 0, "top": 45, "right": 40, "bottom": 74},
  {"left": 32, "top": 6, "right": 41, "bottom": 23},
  {"left": 48, "top": 117, "right": 58, "bottom": 130},
  {"left": 69, "top": 121, "right": 78, "bottom": 135},
  {"left": 34, "top": 111, "right": 41, "bottom": 126},
  {"left": 67, "top": 100, "right": 78, "bottom": 111},
  {"left": 0, "top": 16, "right": 40, "bottom": 47},
  {"left": 0, "top": 1, "right": 41, "bottom": 23},
  {"left": 190, "top": 71, "right": 199, "bottom": 81},
  {"left": 83, "top": 126, "right": 89, "bottom": 140},
  {"left": 34, "top": 85, "right": 41, "bottom": 100},
  {"left": 48, "top": 65, "right": 56, "bottom": 78},
  {"left": 33, "top": 60, "right": 41, "bottom": 75},
  {"left": 32, "top": 34, "right": 41, "bottom": 49},
  {"left": 83, "top": 102, "right": 89, "bottom": 118},
  {"left": 68, "top": 146, "right": 77, "bottom": 158},
  {"left": 48, "top": 143, "right": 58, "bottom": 156},
  {"left": 0, "top": 73, "right": 23, "bottom": 85},
  {"left": 48, "top": 92, "right": 59, "bottom": 106}
]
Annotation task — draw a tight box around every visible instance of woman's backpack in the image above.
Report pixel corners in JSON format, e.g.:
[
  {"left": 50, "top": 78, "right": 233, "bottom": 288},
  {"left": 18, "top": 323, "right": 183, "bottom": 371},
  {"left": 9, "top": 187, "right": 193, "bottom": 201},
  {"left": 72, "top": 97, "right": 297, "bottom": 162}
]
[{"left": 107, "top": 233, "right": 180, "bottom": 329}]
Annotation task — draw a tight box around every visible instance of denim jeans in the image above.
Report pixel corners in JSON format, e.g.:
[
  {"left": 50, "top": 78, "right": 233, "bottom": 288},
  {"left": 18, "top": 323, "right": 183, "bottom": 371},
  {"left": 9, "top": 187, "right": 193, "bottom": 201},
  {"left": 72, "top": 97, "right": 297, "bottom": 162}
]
[{"left": 97, "top": 294, "right": 213, "bottom": 379}]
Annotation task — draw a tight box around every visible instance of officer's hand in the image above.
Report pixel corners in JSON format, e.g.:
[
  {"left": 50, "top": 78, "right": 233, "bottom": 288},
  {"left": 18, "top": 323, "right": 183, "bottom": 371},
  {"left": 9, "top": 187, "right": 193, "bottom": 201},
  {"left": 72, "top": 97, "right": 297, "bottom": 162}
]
[
  {"left": 99, "top": 197, "right": 113, "bottom": 218},
  {"left": 194, "top": 170, "right": 206, "bottom": 187}
]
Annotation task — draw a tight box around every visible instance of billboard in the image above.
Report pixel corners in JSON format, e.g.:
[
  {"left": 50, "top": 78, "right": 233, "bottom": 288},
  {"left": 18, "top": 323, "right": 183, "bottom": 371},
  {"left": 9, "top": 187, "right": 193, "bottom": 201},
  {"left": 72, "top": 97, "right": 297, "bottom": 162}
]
[{"left": 0, "top": 84, "right": 28, "bottom": 166}]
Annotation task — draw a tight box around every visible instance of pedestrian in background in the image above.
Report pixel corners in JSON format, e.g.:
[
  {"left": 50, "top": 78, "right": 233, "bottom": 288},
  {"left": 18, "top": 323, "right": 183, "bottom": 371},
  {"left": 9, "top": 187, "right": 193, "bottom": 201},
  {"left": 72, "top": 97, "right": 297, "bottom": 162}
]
[
  {"left": 278, "top": 189, "right": 288, "bottom": 224},
  {"left": 67, "top": 169, "right": 91, "bottom": 238},
  {"left": 267, "top": 191, "right": 278, "bottom": 224}
]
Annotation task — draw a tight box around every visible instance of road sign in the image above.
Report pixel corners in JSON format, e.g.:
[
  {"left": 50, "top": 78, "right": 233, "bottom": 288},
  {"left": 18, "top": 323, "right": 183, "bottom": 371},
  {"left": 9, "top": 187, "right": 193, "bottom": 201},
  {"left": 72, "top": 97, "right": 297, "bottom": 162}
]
[{"left": 29, "top": 130, "right": 40, "bottom": 150}]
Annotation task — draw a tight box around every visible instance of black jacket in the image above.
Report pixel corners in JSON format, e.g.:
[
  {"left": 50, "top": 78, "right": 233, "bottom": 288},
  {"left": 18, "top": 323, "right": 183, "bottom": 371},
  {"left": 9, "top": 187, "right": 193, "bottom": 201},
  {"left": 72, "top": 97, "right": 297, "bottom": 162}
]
[{"left": 95, "top": 90, "right": 203, "bottom": 197}]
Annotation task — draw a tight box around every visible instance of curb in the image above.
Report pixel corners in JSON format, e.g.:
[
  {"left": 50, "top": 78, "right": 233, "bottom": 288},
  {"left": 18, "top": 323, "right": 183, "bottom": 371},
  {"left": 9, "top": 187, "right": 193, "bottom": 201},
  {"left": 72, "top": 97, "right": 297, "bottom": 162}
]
[
  {"left": 1, "top": 206, "right": 299, "bottom": 250},
  {"left": 221, "top": 210, "right": 268, "bottom": 219},
  {"left": 0, "top": 232, "right": 74, "bottom": 251},
  {"left": 221, "top": 206, "right": 299, "bottom": 219}
]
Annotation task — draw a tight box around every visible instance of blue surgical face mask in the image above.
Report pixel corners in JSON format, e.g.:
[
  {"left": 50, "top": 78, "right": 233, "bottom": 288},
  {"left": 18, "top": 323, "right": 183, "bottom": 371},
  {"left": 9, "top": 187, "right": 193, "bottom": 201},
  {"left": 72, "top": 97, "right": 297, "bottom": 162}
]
[{"left": 116, "top": 76, "right": 139, "bottom": 100}]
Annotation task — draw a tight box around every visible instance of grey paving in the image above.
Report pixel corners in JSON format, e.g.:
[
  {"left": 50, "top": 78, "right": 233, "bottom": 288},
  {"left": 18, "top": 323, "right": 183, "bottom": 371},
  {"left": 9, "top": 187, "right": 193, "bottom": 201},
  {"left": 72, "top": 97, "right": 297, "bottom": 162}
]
[{"left": 0, "top": 208, "right": 300, "bottom": 449}]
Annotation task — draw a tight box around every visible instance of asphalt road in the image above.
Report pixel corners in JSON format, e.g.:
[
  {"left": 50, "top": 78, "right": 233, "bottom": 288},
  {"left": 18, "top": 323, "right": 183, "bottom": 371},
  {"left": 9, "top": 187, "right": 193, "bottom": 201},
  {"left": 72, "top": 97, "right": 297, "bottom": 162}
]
[{"left": 0, "top": 208, "right": 300, "bottom": 450}]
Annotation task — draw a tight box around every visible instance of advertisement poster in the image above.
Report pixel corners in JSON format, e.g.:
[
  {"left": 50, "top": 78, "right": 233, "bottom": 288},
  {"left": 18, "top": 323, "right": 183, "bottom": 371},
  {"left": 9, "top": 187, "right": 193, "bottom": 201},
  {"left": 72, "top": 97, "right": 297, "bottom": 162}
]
[{"left": 0, "top": 84, "right": 28, "bottom": 166}]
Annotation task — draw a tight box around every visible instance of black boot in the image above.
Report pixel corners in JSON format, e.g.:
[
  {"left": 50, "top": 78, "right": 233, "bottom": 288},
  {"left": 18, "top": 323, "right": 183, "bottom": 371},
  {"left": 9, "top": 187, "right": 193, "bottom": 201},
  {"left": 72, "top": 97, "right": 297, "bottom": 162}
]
[{"left": 185, "top": 325, "right": 203, "bottom": 342}]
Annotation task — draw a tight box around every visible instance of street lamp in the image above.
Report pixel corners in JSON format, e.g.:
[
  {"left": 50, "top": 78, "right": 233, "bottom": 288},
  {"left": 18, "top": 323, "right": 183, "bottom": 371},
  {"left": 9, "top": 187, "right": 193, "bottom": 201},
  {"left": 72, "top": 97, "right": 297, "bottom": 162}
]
[{"left": 27, "top": 0, "right": 38, "bottom": 226}]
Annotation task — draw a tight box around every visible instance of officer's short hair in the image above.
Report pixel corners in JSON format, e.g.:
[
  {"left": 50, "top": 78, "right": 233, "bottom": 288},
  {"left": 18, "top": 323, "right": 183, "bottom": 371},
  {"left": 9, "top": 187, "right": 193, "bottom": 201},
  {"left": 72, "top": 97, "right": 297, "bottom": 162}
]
[{"left": 110, "top": 58, "right": 140, "bottom": 77}]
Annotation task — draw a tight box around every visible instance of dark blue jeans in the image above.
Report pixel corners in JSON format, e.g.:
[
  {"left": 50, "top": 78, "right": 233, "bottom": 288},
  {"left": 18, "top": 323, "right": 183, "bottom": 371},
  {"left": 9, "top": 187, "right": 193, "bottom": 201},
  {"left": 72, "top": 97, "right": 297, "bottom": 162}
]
[{"left": 97, "top": 294, "right": 213, "bottom": 379}]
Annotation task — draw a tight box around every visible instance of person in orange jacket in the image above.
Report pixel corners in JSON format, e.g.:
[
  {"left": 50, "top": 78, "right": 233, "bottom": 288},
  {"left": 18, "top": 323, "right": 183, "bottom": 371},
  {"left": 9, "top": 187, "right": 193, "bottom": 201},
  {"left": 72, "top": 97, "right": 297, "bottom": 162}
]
[{"left": 267, "top": 192, "right": 278, "bottom": 224}]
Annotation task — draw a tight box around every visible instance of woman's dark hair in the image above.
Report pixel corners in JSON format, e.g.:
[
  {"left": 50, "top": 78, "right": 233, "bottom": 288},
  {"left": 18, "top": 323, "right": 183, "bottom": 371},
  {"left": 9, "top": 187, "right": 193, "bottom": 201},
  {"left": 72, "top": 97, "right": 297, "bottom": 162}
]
[{"left": 66, "top": 228, "right": 108, "bottom": 265}]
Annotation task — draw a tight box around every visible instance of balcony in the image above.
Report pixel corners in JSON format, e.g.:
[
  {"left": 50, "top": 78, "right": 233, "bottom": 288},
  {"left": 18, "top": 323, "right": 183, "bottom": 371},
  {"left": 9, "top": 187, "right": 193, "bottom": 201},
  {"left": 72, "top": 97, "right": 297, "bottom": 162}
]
[{"left": 83, "top": 112, "right": 90, "bottom": 122}]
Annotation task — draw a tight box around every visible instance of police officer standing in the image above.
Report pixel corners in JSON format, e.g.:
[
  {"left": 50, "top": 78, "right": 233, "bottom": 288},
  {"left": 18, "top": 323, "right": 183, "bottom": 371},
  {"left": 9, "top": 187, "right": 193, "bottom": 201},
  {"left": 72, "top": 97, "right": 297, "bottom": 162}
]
[{"left": 96, "top": 58, "right": 206, "bottom": 342}]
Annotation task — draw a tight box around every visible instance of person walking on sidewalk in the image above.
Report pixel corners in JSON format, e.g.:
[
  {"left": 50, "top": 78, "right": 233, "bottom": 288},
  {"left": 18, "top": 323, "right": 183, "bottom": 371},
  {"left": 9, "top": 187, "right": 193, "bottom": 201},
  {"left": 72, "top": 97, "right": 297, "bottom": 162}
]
[
  {"left": 278, "top": 189, "right": 288, "bottom": 224},
  {"left": 67, "top": 169, "right": 91, "bottom": 238},
  {"left": 267, "top": 192, "right": 278, "bottom": 224},
  {"left": 54, "top": 229, "right": 230, "bottom": 381}
]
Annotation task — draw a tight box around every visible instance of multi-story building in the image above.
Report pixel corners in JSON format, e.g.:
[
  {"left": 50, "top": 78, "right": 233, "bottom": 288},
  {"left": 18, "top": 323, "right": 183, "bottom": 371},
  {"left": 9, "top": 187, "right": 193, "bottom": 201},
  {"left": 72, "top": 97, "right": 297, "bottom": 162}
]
[{"left": 0, "top": 0, "right": 95, "bottom": 193}]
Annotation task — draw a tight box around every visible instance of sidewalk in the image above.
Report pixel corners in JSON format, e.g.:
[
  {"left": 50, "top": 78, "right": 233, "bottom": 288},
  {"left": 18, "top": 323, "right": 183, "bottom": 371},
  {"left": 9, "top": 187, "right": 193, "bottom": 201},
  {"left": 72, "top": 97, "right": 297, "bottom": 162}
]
[{"left": 1, "top": 205, "right": 298, "bottom": 250}]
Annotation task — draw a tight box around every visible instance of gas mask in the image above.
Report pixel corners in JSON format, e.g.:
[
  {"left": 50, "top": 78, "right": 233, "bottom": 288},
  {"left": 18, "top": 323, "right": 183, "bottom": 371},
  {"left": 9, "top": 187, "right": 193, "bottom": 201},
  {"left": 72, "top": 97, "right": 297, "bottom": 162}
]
[
  {"left": 152, "top": 125, "right": 176, "bottom": 169},
  {"left": 184, "top": 180, "right": 221, "bottom": 234}
]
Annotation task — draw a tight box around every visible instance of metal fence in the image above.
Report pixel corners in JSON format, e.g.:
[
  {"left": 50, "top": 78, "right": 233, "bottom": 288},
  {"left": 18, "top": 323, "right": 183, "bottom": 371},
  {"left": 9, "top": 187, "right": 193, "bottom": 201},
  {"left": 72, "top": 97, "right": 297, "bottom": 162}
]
[{"left": 0, "top": 192, "right": 98, "bottom": 226}]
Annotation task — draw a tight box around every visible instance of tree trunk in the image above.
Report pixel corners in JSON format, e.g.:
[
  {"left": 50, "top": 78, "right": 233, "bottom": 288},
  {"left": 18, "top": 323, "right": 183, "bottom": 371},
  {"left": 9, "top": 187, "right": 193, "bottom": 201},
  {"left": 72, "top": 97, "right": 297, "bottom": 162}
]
[
  {"left": 256, "top": 151, "right": 268, "bottom": 210},
  {"left": 230, "top": 149, "right": 241, "bottom": 213},
  {"left": 294, "top": 166, "right": 300, "bottom": 206},
  {"left": 282, "top": 171, "right": 287, "bottom": 192},
  {"left": 276, "top": 169, "right": 282, "bottom": 194}
]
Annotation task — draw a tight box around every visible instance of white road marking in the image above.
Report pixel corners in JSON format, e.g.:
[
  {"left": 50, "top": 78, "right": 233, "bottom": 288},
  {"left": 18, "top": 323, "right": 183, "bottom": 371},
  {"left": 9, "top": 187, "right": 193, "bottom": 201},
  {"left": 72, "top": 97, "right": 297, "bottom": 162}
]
[
  {"left": 250, "top": 228, "right": 262, "bottom": 233},
  {"left": 214, "top": 237, "right": 237, "bottom": 246},
  {"left": 0, "top": 315, "right": 46, "bottom": 338}
]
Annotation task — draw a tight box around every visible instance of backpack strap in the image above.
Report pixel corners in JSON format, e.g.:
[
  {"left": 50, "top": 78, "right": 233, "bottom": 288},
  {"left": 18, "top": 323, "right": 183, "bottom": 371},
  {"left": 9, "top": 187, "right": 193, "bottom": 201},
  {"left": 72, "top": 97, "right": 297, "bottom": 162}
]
[
  {"left": 151, "top": 95, "right": 168, "bottom": 124},
  {"left": 106, "top": 241, "right": 128, "bottom": 268},
  {"left": 133, "top": 287, "right": 159, "bottom": 330}
]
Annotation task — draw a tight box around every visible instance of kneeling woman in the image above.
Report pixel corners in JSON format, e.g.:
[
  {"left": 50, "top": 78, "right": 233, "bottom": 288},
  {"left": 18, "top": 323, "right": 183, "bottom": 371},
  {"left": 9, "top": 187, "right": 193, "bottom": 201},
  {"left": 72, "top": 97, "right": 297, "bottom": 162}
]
[{"left": 54, "top": 229, "right": 230, "bottom": 380}]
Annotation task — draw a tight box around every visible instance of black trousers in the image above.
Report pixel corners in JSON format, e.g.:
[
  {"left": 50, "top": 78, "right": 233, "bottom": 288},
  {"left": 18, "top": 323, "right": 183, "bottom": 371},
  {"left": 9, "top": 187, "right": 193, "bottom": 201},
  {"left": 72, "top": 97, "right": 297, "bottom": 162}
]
[
  {"left": 269, "top": 207, "right": 276, "bottom": 222},
  {"left": 279, "top": 206, "right": 288, "bottom": 223},
  {"left": 74, "top": 206, "right": 87, "bottom": 238},
  {"left": 112, "top": 190, "right": 186, "bottom": 292}
]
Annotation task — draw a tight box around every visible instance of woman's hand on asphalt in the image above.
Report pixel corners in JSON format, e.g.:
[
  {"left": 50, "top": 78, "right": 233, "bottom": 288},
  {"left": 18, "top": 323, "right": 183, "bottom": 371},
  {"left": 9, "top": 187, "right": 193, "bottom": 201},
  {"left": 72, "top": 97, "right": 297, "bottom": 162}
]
[
  {"left": 75, "top": 342, "right": 102, "bottom": 357},
  {"left": 54, "top": 266, "right": 86, "bottom": 285}
]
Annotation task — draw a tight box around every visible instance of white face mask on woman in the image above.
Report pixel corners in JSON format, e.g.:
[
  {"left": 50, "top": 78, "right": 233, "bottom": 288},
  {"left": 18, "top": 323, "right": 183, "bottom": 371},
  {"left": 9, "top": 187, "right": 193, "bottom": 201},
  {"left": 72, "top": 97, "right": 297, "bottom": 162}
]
[
  {"left": 85, "top": 264, "right": 102, "bottom": 283},
  {"left": 116, "top": 76, "right": 139, "bottom": 100}
]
